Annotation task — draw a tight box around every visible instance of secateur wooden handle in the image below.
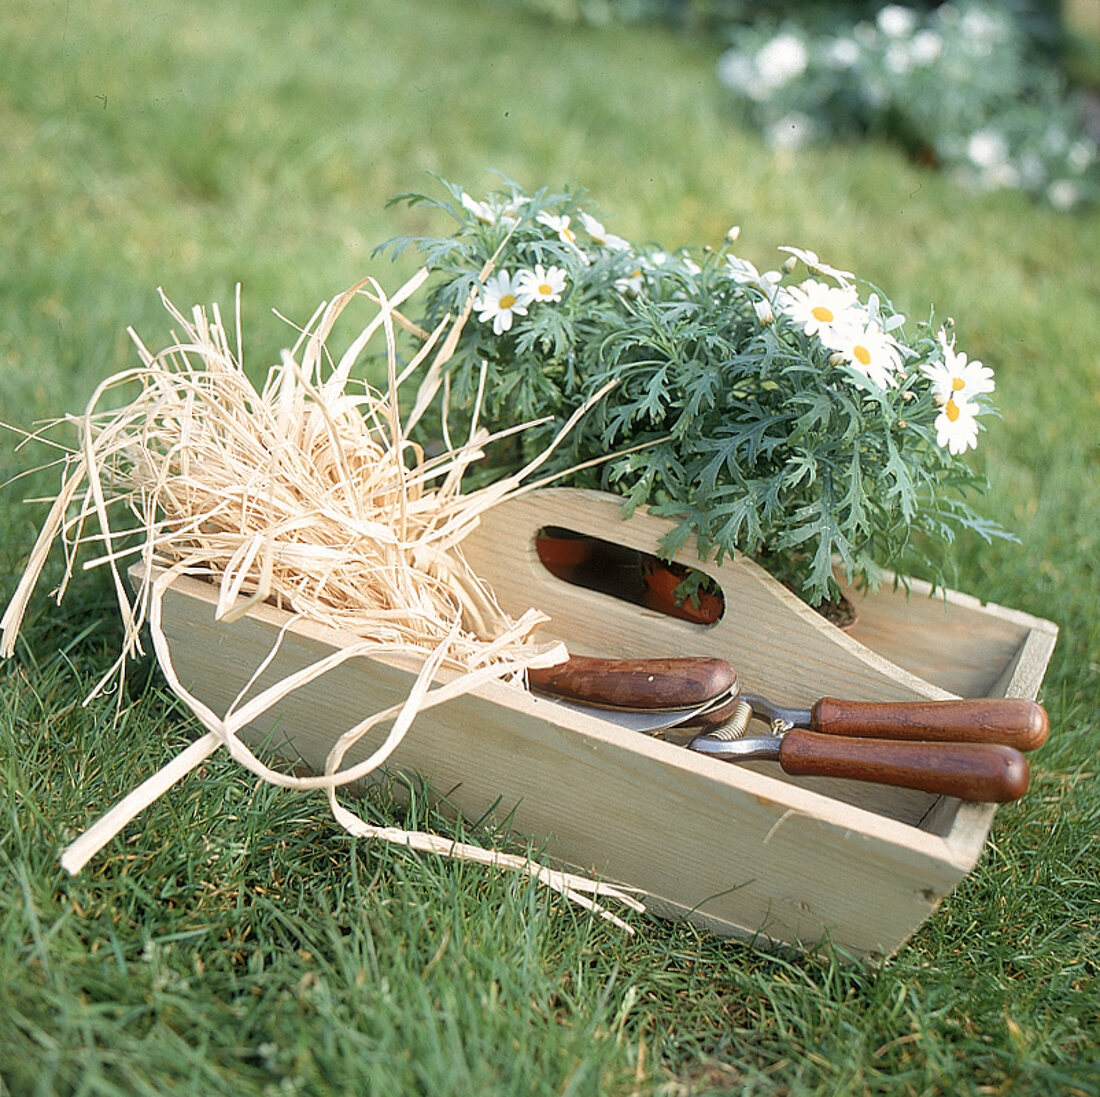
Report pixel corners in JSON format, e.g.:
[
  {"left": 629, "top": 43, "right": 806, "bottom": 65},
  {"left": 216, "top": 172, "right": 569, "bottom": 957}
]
[
  {"left": 678, "top": 687, "right": 1048, "bottom": 752},
  {"left": 808, "top": 697, "right": 1049, "bottom": 752},
  {"left": 527, "top": 654, "right": 736, "bottom": 711},
  {"left": 777, "top": 730, "right": 1031, "bottom": 803}
]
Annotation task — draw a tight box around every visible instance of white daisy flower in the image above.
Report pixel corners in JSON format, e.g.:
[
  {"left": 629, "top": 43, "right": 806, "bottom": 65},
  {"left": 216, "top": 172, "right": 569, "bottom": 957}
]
[
  {"left": 725, "top": 255, "right": 761, "bottom": 283},
  {"left": 502, "top": 193, "right": 526, "bottom": 215},
  {"left": 516, "top": 264, "right": 567, "bottom": 304},
  {"left": 461, "top": 192, "right": 497, "bottom": 225},
  {"left": 782, "top": 279, "right": 862, "bottom": 340},
  {"left": 725, "top": 255, "right": 783, "bottom": 297},
  {"left": 921, "top": 332, "right": 995, "bottom": 404},
  {"left": 777, "top": 246, "right": 855, "bottom": 285},
  {"left": 967, "top": 130, "right": 1009, "bottom": 170},
  {"left": 877, "top": 5, "right": 918, "bottom": 38},
  {"left": 960, "top": 7, "right": 1007, "bottom": 46},
  {"left": 753, "top": 299, "right": 776, "bottom": 326},
  {"left": 885, "top": 42, "right": 915, "bottom": 76},
  {"left": 755, "top": 33, "right": 809, "bottom": 92},
  {"left": 910, "top": 29, "right": 943, "bottom": 66},
  {"left": 536, "top": 211, "right": 589, "bottom": 262},
  {"left": 473, "top": 270, "right": 528, "bottom": 335},
  {"left": 615, "top": 265, "right": 646, "bottom": 297},
  {"left": 827, "top": 37, "right": 861, "bottom": 69},
  {"left": 864, "top": 292, "right": 908, "bottom": 335},
  {"left": 1067, "top": 139, "right": 1096, "bottom": 174},
  {"left": 716, "top": 49, "right": 758, "bottom": 98},
  {"left": 935, "top": 396, "right": 981, "bottom": 454},
  {"left": 578, "top": 211, "right": 631, "bottom": 252},
  {"left": 829, "top": 322, "right": 905, "bottom": 389},
  {"left": 1048, "top": 179, "right": 1080, "bottom": 211}
]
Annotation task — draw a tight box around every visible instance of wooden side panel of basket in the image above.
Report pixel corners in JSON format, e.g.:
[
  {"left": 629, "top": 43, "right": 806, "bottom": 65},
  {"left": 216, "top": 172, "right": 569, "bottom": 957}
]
[
  {"left": 152, "top": 571, "right": 982, "bottom": 960},
  {"left": 138, "top": 489, "right": 1057, "bottom": 959}
]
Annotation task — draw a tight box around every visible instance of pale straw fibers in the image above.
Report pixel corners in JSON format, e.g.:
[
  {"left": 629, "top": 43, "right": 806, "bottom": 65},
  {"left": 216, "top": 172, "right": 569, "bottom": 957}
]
[{"left": 1, "top": 269, "right": 642, "bottom": 929}]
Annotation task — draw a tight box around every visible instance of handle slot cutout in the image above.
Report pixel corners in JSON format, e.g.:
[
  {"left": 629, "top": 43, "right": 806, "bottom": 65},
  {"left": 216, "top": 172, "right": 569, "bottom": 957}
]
[{"left": 534, "top": 526, "right": 726, "bottom": 625}]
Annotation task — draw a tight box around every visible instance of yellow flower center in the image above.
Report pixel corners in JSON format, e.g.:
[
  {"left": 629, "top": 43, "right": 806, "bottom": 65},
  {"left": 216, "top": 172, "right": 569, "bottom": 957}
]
[
  {"left": 811, "top": 305, "right": 834, "bottom": 323},
  {"left": 853, "top": 344, "right": 872, "bottom": 366},
  {"left": 538, "top": 283, "right": 553, "bottom": 296},
  {"left": 952, "top": 376, "right": 965, "bottom": 391},
  {"left": 945, "top": 399, "right": 960, "bottom": 422},
  {"left": 499, "top": 294, "right": 517, "bottom": 310}
]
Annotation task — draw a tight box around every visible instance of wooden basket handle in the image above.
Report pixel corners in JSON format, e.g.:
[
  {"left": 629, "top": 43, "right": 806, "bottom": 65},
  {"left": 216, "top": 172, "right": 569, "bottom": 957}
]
[{"left": 461, "top": 487, "right": 947, "bottom": 708}]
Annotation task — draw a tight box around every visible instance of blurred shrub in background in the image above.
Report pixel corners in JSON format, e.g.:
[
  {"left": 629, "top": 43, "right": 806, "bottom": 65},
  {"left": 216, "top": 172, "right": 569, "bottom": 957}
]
[
  {"left": 715, "top": 2, "right": 1097, "bottom": 209},
  {"left": 484, "top": 0, "right": 1099, "bottom": 209}
]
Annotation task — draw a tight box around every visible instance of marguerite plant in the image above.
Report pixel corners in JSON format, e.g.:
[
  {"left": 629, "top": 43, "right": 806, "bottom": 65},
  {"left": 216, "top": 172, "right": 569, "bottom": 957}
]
[{"left": 383, "top": 176, "right": 1009, "bottom": 605}]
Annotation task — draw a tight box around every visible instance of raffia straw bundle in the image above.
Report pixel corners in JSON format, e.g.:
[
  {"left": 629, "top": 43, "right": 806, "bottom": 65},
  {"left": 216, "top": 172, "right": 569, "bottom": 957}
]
[{"left": 1, "top": 268, "right": 642, "bottom": 929}]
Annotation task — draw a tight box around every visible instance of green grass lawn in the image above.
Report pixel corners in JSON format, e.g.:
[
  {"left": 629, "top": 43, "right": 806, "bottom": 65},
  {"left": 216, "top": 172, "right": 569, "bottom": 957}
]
[{"left": 2, "top": 1, "right": 1098, "bottom": 1094}]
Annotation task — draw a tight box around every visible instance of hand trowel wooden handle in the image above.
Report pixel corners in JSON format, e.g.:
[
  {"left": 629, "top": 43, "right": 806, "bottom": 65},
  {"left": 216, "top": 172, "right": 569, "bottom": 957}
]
[
  {"left": 527, "top": 654, "right": 736, "bottom": 711},
  {"left": 778, "top": 730, "right": 1031, "bottom": 802},
  {"left": 808, "top": 697, "right": 1049, "bottom": 751}
]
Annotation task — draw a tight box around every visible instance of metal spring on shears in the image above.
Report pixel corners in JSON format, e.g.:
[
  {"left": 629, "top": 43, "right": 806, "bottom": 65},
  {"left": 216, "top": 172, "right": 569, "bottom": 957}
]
[{"left": 700, "top": 699, "right": 754, "bottom": 740}]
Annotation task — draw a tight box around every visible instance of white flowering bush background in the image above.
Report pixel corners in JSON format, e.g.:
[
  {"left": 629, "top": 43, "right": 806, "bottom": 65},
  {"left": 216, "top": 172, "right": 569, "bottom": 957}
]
[
  {"left": 483, "top": 0, "right": 1099, "bottom": 210},
  {"left": 386, "top": 178, "right": 1009, "bottom": 605},
  {"left": 715, "top": 1, "right": 1098, "bottom": 210}
]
